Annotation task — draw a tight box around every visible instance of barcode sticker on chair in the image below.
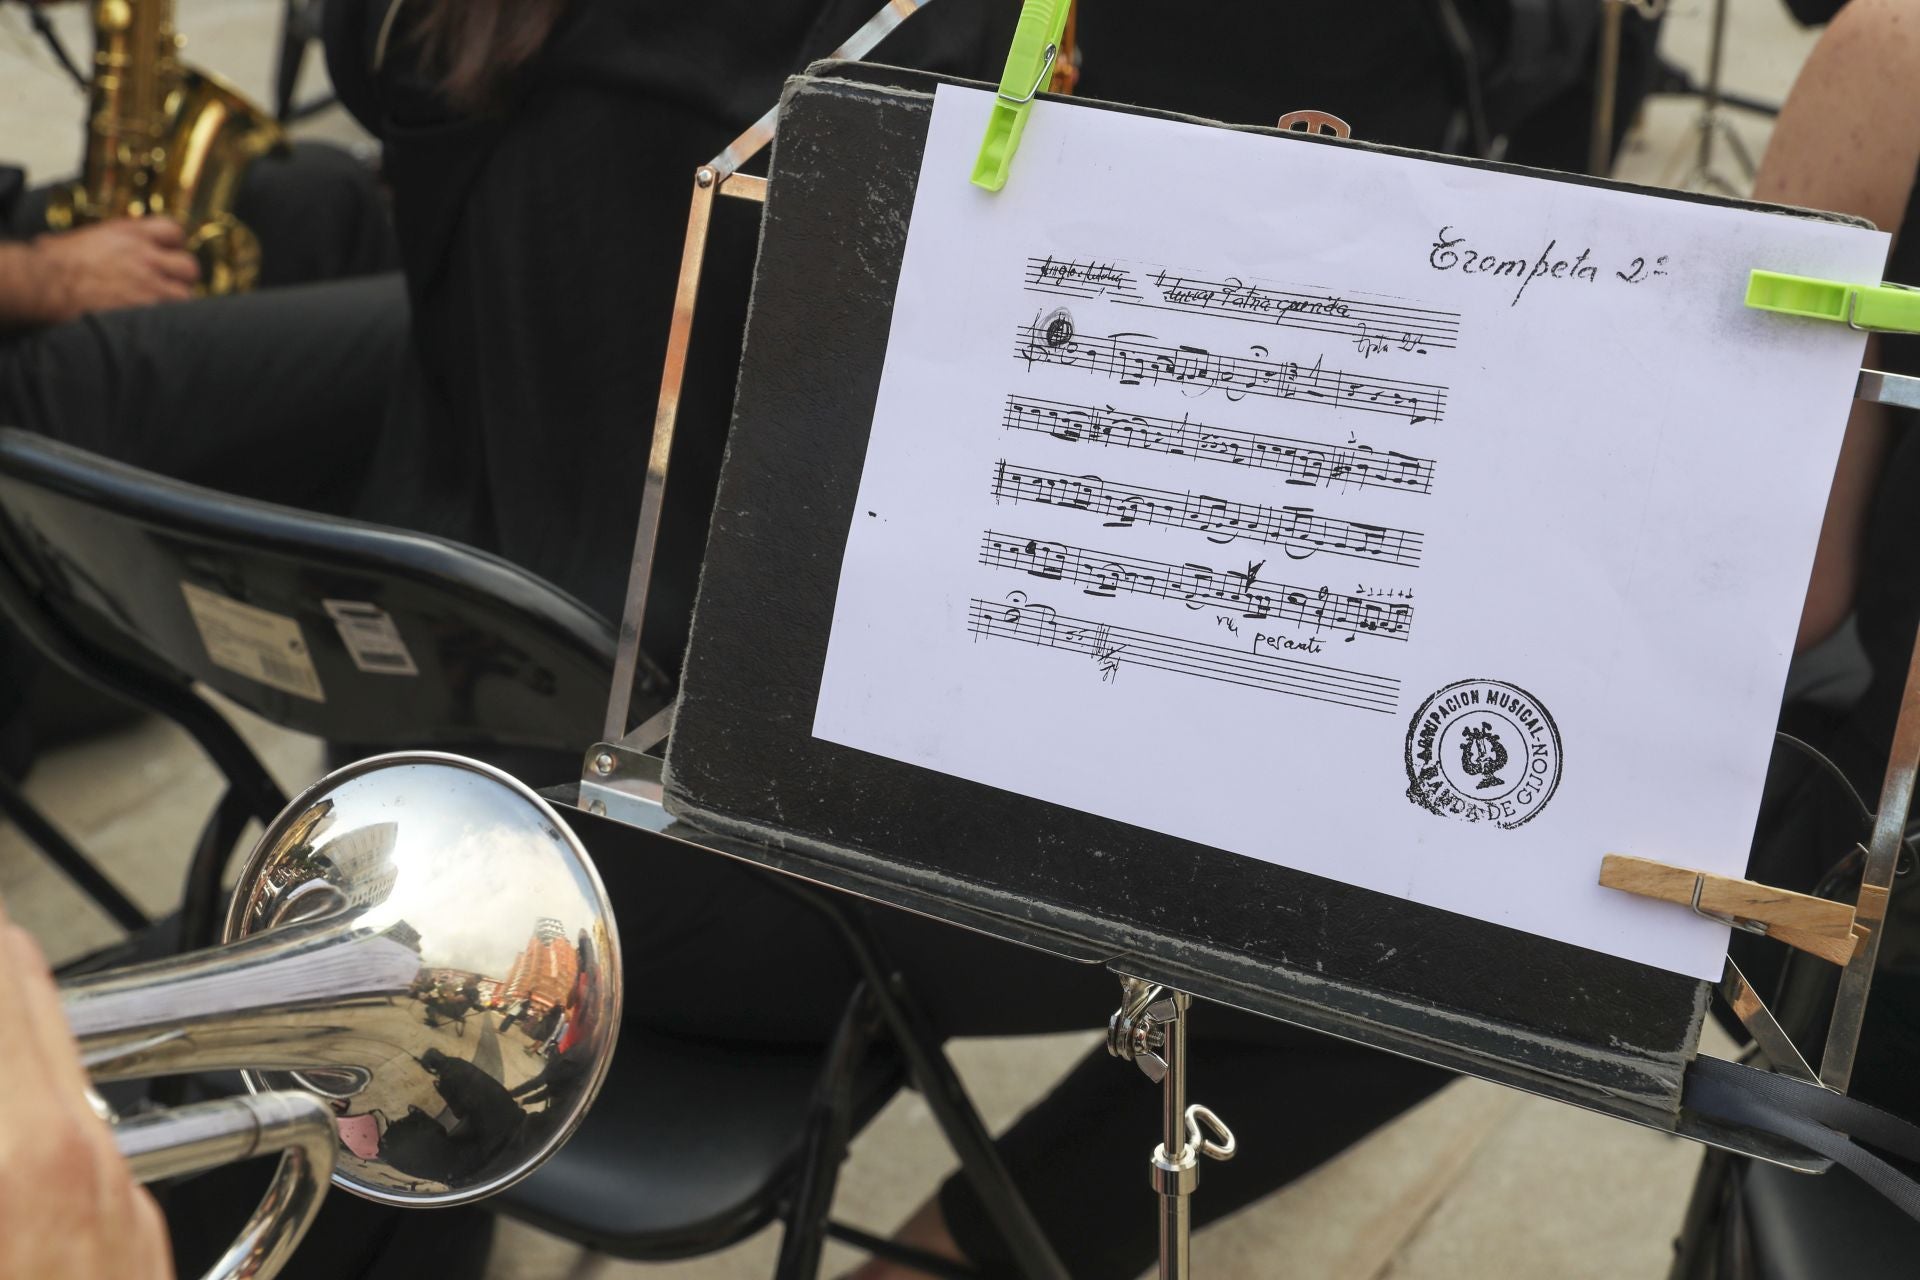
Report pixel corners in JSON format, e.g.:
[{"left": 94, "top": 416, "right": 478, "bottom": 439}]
[
  {"left": 180, "top": 582, "right": 326, "bottom": 702},
  {"left": 323, "top": 600, "right": 419, "bottom": 676}
]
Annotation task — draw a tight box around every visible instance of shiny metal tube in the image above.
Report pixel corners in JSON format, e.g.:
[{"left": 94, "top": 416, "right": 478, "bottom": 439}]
[
  {"left": 66, "top": 913, "right": 427, "bottom": 1085},
  {"left": 1156, "top": 990, "right": 1192, "bottom": 1280},
  {"left": 114, "top": 1092, "right": 337, "bottom": 1280}
]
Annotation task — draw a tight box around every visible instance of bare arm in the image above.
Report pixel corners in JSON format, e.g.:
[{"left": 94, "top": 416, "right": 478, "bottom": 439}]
[
  {"left": 0, "top": 218, "right": 200, "bottom": 329},
  {"left": 1756, "top": 0, "right": 1920, "bottom": 651}
]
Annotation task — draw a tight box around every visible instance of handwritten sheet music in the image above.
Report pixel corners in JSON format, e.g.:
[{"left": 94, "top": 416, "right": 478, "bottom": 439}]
[{"left": 812, "top": 86, "right": 1889, "bottom": 979}]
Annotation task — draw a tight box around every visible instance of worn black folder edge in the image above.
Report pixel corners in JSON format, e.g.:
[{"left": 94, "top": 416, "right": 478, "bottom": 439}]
[{"left": 660, "top": 62, "right": 1861, "bottom": 1128}]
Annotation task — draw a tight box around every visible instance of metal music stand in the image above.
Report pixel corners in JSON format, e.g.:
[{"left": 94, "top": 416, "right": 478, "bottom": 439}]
[
  {"left": 584, "top": 21, "right": 1920, "bottom": 1277},
  {"left": 1588, "top": 0, "right": 1763, "bottom": 191}
]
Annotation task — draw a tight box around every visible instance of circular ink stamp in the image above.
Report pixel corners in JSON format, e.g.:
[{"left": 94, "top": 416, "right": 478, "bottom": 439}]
[
  {"left": 1404, "top": 679, "right": 1562, "bottom": 829},
  {"left": 1041, "top": 307, "right": 1075, "bottom": 348}
]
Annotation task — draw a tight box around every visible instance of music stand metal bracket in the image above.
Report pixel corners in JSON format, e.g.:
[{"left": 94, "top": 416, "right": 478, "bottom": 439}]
[{"left": 601, "top": 3, "right": 919, "bottom": 746}]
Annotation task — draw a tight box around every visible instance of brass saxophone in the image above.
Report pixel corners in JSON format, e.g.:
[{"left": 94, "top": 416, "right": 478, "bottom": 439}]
[{"left": 44, "top": 0, "right": 287, "bottom": 294}]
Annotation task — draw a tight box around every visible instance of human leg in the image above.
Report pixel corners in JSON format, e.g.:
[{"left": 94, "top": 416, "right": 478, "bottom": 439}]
[
  {"left": 0, "top": 273, "right": 406, "bottom": 514},
  {"left": 235, "top": 140, "right": 400, "bottom": 287}
]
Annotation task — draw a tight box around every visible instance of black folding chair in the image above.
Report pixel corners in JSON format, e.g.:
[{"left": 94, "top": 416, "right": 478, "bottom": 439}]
[
  {"left": 0, "top": 428, "right": 629, "bottom": 949},
  {"left": 0, "top": 429, "right": 1048, "bottom": 1277}
]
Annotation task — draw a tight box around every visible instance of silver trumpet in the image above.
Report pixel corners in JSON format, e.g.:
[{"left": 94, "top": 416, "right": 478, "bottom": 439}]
[{"left": 59, "top": 753, "right": 623, "bottom": 1280}]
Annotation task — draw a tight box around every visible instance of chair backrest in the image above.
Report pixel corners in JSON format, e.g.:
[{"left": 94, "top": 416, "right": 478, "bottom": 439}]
[{"left": 0, "top": 429, "right": 622, "bottom": 756}]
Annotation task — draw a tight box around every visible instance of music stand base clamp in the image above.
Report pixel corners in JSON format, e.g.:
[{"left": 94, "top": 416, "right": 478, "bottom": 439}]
[{"left": 1109, "top": 979, "right": 1237, "bottom": 1280}]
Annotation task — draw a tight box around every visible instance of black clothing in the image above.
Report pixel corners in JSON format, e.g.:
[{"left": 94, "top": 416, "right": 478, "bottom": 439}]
[
  {"left": 228, "top": 141, "right": 402, "bottom": 291},
  {"left": 1502, "top": 5, "right": 1665, "bottom": 174},
  {"left": 164, "top": 1158, "right": 495, "bottom": 1280},
  {"left": 325, "top": 0, "right": 1023, "bottom": 660},
  {"left": 1074, "top": 1, "right": 1619, "bottom": 168},
  {"left": 1784, "top": 0, "right": 1850, "bottom": 26},
  {"left": 1851, "top": 166, "right": 1920, "bottom": 700},
  {"left": 1075, "top": 1, "right": 1509, "bottom": 153}
]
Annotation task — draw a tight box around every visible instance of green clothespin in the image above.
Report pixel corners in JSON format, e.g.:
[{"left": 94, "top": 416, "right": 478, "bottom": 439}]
[
  {"left": 970, "top": 0, "right": 1072, "bottom": 191},
  {"left": 1746, "top": 270, "right": 1920, "bottom": 335}
]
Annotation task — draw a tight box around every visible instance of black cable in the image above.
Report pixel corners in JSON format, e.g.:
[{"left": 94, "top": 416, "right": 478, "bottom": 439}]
[
  {"left": 1651, "top": 58, "right": 1783, "bottom": 119},
  {"left": 16, "top": 1, "right": 90, "bottom": 91},
  {"left": 1773, "top": 729, "right": 1876, "bottom": 831}
]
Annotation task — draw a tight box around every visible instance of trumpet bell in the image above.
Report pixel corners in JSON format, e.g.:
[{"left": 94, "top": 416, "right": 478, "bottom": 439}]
[{"left": 222, "top": 753, "right": 622, "bottom": 1206}]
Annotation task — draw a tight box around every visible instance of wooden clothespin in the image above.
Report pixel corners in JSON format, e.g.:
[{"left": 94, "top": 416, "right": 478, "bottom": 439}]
[
  {"left": 1599, "top": 853, "right": 1860, "bottom": 965},
  {"left": 970, "top": 0, "right": 1073, "bottom": 191}
]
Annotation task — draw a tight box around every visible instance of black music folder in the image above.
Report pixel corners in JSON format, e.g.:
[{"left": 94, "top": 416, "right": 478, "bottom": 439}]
[{"left": 657, "top": 62, "right": 1866, "bottom": 1128}]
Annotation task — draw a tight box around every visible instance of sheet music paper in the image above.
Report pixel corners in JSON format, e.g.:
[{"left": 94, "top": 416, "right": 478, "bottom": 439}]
[{"left": 812, "top": 86, "right": 1888, "bottom": 979}]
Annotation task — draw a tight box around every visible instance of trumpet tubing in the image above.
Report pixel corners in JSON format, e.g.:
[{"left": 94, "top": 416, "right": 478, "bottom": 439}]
[{"left": 113, "top": 1093, "right": 338, "bottom": 1280}]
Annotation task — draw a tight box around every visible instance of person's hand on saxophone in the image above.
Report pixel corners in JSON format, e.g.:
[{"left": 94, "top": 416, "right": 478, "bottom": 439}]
[
  {"left": 0, "top": 217, "right": 201, "bottom": 328},
  {"left": 0, "top": 897, "right": 173, "bottom": 1280}
]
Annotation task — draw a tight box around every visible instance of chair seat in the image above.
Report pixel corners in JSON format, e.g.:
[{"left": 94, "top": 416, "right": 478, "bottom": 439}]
[
  {"left": 1744, "top": 1162, "right": 1920, "bottom": 1280},
  {"left": 495, "top": 1028, "right": 902, "bottom": 1259}
]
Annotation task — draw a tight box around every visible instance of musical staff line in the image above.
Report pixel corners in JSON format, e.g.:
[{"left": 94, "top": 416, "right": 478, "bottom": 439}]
[
  {"left": 1020, "top": 257, "right": 1464, "bottom": 353},
  {"left": 967, "top": 595, "right": 1400, "bottom": 715},
  {"left": 1003, "top": 395, "right": 1436, "bottom": 496},
  {"left": 990, "top": 461, "right": 1426, "bottom": 568},
  {"left": 979, "top": 531, "right": 1414, "bottom": 642},
  {"left": 1016, "top": 319, "right": 1446, "bottom": 424}
]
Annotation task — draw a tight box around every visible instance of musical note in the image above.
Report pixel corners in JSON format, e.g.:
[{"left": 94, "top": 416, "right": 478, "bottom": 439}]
[
  {"left": 1001, "top": 396, "right": 1437, "bottom": 496},
  {"left": 979, "top": 532, "right": 1416, "bottom": 642},
  {"left": 967, "top": 596, "right": 1400, "bottom": 714},
  {"left": 1016, "top": 321, "right": 1447, "bottom": 424},
  {"left": 989, "top": 462, "right": 1426, "bottom": 568}
]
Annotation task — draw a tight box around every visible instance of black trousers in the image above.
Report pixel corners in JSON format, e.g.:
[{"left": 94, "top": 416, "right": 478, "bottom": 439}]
[
  {"left": 591, "top": 820, "right": 1454, "bottom": 1279},
  {"left": 0, "top": 271, "right": 405, "bottom": 512}
]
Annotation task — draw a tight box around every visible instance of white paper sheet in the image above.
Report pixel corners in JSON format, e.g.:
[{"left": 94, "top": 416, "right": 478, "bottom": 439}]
[{"left": 812, "top": 86, "right": 1889, "bottom": 980}]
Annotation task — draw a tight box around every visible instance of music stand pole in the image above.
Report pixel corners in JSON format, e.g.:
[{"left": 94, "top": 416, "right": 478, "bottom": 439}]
[
  {"left": 1696, "top": 0, "right": 1729, "bottom": 182},
  {"left": 1589, "top": 0, "right": 1626, "bottom": 176},
  {"left": 1110, "top": 980, "right": 1237, "bottom": 1279}
]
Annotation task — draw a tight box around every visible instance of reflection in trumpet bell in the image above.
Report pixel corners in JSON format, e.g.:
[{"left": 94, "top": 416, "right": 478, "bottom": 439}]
[{"left": 63, "top": 752, "right": 622, "bottom": 1209}]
